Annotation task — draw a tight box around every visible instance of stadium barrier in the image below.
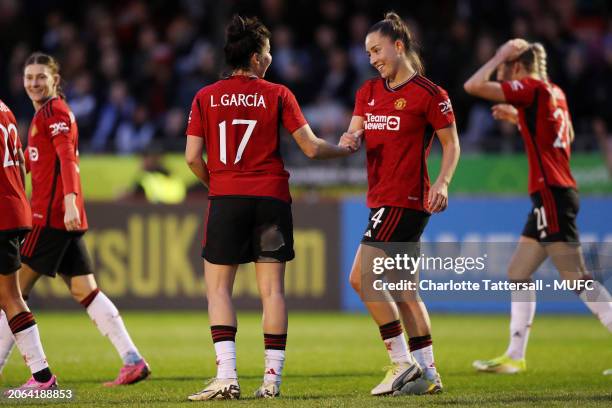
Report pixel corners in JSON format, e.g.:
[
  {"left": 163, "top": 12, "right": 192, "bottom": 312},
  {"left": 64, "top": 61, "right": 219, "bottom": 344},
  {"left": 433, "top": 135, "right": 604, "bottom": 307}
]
[
  {"left": 29, "top": 197, "right": 611, "bottom": 313},
  {"left": 64, "top": 153, "right": 611, "bottom": 200},
  {"left": 30, "top": 201, "right": 341, "bottom": 311},
  {"left": 342, "top": 197, "right": 612, "bottom": 313}
]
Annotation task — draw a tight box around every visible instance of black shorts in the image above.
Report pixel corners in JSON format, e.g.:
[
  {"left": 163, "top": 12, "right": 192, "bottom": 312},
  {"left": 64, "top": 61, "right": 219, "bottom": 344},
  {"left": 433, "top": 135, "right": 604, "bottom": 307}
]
[
  {"left": 522, "top": 187, "right": 580, "bottom": 243},
  {"left": 0, "top": 231, "right": 28, "bottom": 275},
  {"left": 202, "top": 197, "right": 294, "bottom": 265},
  {"left": 361, "top": 207, "right": 430, "bottom": 243},
  {"left": 21, "top": 226, "right": 94, "bottom": 277}
]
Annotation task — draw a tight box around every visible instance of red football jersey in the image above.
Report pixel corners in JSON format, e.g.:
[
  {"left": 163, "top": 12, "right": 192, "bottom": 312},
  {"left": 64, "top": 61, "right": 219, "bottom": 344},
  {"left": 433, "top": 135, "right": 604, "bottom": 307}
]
[
  {"left": 501, "top": 77, "right": 576, "bottom": 193},
  {"left": 27, "top": 97, "right": 88, "bottom": 230},
  {"left": 0, "top": 100, "right": 31, "bottom": 232},
  {"left": 353, "top": 75, "right": 455, "bottom": 211},
  {"left": 186, "top": 75, "right": 307, "bottom": 203}
]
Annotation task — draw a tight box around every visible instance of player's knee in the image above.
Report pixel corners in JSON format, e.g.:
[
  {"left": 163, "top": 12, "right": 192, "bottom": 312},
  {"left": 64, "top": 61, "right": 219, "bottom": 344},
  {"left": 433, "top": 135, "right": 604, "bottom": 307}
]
[
  {"left": 70, "top": 286, "right": 91, "bottom": 302},
  {"left": 260, "top": 288, "right": 285, "bottom": 303},
  {"left": 0, "top": 293, "right": 22, "bottom": 311},
  {"left": 206, "top": 286, "right": 232, "bottom": 301},
  {"left": 349, "top": 271, "right": 361, "bottom": 293}
]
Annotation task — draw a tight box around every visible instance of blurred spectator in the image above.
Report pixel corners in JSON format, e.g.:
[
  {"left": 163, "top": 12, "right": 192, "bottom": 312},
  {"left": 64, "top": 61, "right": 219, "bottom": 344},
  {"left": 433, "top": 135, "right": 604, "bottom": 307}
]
[
  {"left": 90, "top": 81, "right": 135, "bottom": 152},
  {"left": 67, "top": 72, "right": 97, "bottom": 140},
  {"left": 121, "top": 144, "right": 186, "bottom": 203},
  {"left": 317, "top": 48, "right": 355, "bottom": 108},
  {"left": 461, "top": 34, "right": 498, "bottom": 151},
  {"left": 0, "top": 0, "right": 608, "bottom": 164},
  {"left": 157, "top": 108, "right": 187, "bottom": 152},
  {"left": 348, "top": 13, "right": 373, "bottom": 87},
  {"left": 115, "top": 104, "right": 155, "bottom": 154}
]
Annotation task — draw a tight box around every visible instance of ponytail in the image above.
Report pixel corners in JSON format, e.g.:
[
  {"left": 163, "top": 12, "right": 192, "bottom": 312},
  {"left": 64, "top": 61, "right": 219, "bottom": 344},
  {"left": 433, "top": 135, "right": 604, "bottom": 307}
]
[
  {"left": 514, "top": 42, "right": 549, "bottom": 82},
  {"left": 368, "top": 11, "right": 424, "bottom": 74},
  {"left": 531, "top": 42, "right": 548, "bottom": 82}
]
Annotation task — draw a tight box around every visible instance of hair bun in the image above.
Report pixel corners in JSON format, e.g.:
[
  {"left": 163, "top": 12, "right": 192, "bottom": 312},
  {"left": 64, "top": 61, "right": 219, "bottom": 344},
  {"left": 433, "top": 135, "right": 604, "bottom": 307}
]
[
  {"left": 227, "top": 14, "right": 247, "bottom": 41},
  {"left": 384, "top": 11, "right": 401, "bottom": 22}
]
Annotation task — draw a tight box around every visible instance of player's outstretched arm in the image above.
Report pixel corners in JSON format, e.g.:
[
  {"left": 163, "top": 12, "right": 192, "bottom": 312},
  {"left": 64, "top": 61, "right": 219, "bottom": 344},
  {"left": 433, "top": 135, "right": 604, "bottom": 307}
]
[
  {"left": 464, "top": 39, "right": 529, "bottom": 101},
  {"left": 491, "top": 104, "right": 518, "bottom": 125},
  {"left": 291, "top": 124, "right": 356, "bottom": 160},
  {"left": 429, "top": 123, "right": 460, "bottom": 213},
  {"left": 339, "top": 116, "right": 365, "bottom": 152},
  {"left": 185, "top": 135, "right": 209, "bottom": 187}
]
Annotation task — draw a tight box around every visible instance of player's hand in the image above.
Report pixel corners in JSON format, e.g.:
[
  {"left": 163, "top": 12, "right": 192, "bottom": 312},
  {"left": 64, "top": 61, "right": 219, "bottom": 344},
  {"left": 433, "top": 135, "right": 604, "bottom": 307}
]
[
  {"left": 339, "top": 129, "right": 363, "bottom": 152},
  {"left": 491, "top": 104, "right": 518, "bottom": 124},
  {"left": 428, "top": 181, "right": 448, "bottom": 213},
  {"left": 497, "top": 38, "right": 529, "bottom": 61},
  {"left": 64, "top": 193, "right": 81, "bottom": 231}
]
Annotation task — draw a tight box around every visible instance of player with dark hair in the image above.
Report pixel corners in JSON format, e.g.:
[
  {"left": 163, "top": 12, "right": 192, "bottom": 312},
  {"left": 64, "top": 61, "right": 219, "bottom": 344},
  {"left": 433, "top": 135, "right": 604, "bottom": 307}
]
[
  {"left": 0, "top": 52, "right": 150, "bottom": 386},
  {"left": 340, "top": 12, "right": 460, "bottom": 396},
  {"left": 185, "top": 15, "right": 356, "bottom": 400},
  {"left": 0, "top": 98, "right": 57, "bottom": 390},
  {"left": 465, "top": 39, "right": 612, "bottom": 374}
]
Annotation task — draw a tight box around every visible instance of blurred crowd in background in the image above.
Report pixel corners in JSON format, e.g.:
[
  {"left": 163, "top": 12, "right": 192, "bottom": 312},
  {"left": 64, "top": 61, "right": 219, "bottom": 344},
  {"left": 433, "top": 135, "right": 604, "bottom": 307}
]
[{"left": 0, "top": 0, "right": 611, "bottom": 166}]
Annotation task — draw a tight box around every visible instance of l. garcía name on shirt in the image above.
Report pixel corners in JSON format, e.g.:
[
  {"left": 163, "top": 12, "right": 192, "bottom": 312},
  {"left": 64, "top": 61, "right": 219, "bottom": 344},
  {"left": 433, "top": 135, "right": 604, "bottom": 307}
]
[{"left": 210, "top": 93, "right": 267, "bottom": 108}]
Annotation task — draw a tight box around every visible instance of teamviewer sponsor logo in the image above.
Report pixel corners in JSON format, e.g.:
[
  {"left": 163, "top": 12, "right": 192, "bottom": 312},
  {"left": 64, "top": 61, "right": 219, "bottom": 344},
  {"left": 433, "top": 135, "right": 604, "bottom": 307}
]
[
  {"left": 29, "top": 147, "right": 39, "bottom": 162},
  {"left": 365, "top": 113, "right": 401, "bottom": 131}
]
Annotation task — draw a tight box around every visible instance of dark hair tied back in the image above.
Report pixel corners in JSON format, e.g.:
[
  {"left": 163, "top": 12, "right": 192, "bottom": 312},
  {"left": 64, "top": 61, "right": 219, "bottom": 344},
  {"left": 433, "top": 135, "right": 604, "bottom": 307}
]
[
  {"left": 367, "top": 11, "right": 424, "bottom": 75},
  {"left": 224, "top": 14, "right": 271, "bottom": 70}
]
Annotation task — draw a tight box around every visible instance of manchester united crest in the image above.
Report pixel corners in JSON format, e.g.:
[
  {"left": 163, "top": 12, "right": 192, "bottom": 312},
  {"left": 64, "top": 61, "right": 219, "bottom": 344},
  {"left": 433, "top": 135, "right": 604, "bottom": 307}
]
[{"left": 394, "top": 98, "right": 407, "bottom": 110}]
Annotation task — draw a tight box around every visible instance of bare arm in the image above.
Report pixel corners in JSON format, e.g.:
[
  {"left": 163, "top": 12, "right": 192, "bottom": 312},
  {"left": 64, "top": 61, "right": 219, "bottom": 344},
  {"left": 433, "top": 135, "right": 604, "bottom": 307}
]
[
  {"left": 185, "top": 135, "right": 209, "bottom": 187},
  {"left": 17, "top": 148, "right": 26, "bottom": 187},
  {"left": 339, "top": 116, "right": 365, "bottom": 151},
  {"left": 292, "top": 124, "right": 356, "bottom": 159},
  {"left": 464, "top": 39, "right": 530, "bottom": 102},
  {"left": 429, "top": 124, "right": 460, "bottom": 213},
  {"left": 491, "top": 104, "right": 519, "bottom": 125}
]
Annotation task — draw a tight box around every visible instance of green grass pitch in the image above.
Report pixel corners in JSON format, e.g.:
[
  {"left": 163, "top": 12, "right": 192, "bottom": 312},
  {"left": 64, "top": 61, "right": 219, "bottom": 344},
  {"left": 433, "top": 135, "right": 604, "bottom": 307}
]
[{"left": 1, "top": 312, "right": 611, "bottom": 407}]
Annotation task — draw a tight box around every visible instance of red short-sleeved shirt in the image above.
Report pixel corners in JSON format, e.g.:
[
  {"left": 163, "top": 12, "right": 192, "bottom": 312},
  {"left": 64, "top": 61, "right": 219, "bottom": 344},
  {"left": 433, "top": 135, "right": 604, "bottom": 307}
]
[
  {"left": 27, "top": 97, "right": 87, "bottom": 230},
  {"left": 186, "top": 75, "right": 307, "bottom": 203},
  {"left": 501, "top": 77, "right": 576, "bottom": 194},
  {"left": 0, "top": 100, "right": 31, "bottom": 232},
  {"left": 353, "top": 75, "right": 455, "bottom": 212}
]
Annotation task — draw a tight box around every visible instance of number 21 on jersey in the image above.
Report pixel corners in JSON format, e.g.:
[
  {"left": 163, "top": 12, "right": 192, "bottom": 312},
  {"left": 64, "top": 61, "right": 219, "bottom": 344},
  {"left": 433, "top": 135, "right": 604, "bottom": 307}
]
[
  {"left": 218, "top": 119, "right": 257, "bottom": 165},
  {"left": 552, "top": 108, "right": 570, "bottom": 149}
]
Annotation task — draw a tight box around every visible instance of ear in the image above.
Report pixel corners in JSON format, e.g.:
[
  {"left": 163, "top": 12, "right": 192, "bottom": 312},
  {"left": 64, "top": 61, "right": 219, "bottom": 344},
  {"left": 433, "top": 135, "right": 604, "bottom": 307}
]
[
  {"left": 394, "top": 39, "right": 405, "bottom": 55},
  {"left": 52, "top": 74, "right": 60, "bottom": 88},
  {"left": 250, "top": 52, "right": 260, "bottom": 67}
]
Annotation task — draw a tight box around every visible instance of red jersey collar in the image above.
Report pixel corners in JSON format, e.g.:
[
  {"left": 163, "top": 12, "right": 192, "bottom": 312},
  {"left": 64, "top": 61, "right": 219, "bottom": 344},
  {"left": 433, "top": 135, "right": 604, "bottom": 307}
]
[{"left": 384, "top": 71, "right": 418, "bottom": 92}]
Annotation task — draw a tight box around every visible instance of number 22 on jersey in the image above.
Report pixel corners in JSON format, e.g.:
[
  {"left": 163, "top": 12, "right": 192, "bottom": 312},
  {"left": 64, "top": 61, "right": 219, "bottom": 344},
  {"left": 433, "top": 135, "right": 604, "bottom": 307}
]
[
  {"left": 1, "top": 123, "right": 19, "bottom": 168},
  {"left": 218, "top": 119, "right": 257, "bottom": 165}
]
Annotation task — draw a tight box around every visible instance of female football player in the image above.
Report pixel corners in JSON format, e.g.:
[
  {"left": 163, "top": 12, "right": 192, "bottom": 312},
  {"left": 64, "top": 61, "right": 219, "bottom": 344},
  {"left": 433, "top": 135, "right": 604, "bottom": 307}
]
[
  {"left": 185, "top": 15, "right": 356, "bottom": 400},
  {"left": 0, "top": 99, "right": 57, "bottom": 390},
  {"left": 340, "top": 12, "right": 460, "bottom": 396},
  {"left": 465, "top": 39, "right": 612, "bottom": 374},
  {"left": 0, "top": 52, "right": 150, "bottom": 386}
]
